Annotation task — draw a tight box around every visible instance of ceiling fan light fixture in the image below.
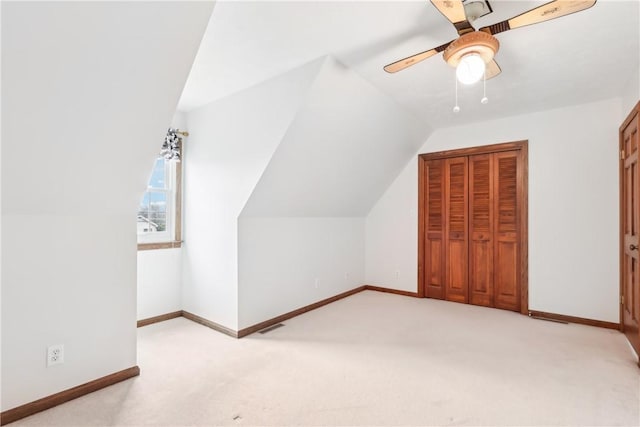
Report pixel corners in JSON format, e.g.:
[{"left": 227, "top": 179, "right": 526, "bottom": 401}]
[
  {"left": 443, "top": 31, "right": 499, "bottom": 66},
  {"left": 456, "top": 53, "right": 485, "bottom": 85}
]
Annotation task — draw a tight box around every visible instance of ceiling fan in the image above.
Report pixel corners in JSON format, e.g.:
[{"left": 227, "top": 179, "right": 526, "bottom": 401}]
[{"left": 384, "top": 0, "right": 596, "bottom": 84}]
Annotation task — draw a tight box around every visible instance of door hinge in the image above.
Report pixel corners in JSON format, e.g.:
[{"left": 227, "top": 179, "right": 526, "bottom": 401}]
[
  {"left": 621, "top": 295, "right": 624, "bottom": 305},
  {"left": 621, "top": 150, "right": 626, "bottom": 160}
]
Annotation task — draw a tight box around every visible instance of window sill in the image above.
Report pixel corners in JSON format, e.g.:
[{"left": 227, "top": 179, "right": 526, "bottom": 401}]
[{"left": 137, "top": 241, "right": 182, "bottom": 251}]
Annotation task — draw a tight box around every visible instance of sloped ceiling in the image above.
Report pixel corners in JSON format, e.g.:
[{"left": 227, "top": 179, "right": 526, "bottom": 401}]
[
  {"left": 184, "top": 56, "right": 325, "bottom": 223},
  {"left": 179, "top": 1, "right": 639, "bottom": 129},
  {"left": 2, "top": 1, "right": 215, "bottom": 216},
  {"left": 240, "top": 56, "right": 431, "bottom": 217}
]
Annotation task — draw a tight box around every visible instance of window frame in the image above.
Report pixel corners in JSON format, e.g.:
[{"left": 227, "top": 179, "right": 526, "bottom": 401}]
[{"left": 137, "top": 147, "right": 182, "bottom": 251}]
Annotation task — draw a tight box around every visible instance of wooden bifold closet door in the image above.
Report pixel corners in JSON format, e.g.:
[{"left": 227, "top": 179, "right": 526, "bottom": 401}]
[{"left": 419, "top": 142, "right": 527, "bottom": 313}]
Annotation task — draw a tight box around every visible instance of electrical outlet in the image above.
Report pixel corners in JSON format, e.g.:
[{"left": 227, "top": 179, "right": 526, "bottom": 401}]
[
  {"left": 395, "top": 271, "right": 400, "bottom": 279},
  {"left": 344, "top": 272, "right": 350, "bottom": 280},
  {"left": 314, "top": 278, "right": 319, "bottom": 289},
  {"left": 47, "top": 344, "right": 64, "bottom": 367}
]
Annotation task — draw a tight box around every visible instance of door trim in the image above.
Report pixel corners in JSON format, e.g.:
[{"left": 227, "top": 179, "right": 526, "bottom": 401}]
[
  {"left": 418, "top": 140, "right": 529, "bottom": 314},
  {"left": 620, "top": 101, "right": 640, "bottom": 333}
]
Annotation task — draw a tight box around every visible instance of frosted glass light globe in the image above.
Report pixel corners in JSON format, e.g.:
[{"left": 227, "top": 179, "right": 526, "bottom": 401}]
[{"left": 456, "top": 53, "right": 485, "bottom": 85}]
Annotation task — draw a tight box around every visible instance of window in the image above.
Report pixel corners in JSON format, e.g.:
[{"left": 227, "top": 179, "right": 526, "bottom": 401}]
[{"left": 137, "top": 150, "right": 182, "bottom": 250}]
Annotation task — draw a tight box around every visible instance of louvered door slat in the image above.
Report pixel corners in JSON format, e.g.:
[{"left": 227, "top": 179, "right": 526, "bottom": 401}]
[
  {"left": 445, "top": 157, "right": 468, "bottom": 303},
  {"left": 424, "top": 159, "right": 445, "bottom": 299},
  {"left": 493, "top": 151, "right": 520, "bottom": 311},
  {"left": 469, "top": 154, "right": 494, "bottom": 307}
]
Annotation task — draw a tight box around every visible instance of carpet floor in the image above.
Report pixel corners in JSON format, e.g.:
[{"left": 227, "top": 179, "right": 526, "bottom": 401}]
[{"left": 10, "top": 291, "right": 640, "bottom": 426}]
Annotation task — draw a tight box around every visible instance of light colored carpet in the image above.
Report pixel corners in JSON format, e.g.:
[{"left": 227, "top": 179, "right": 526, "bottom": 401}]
[{"left": 11, "top": 291, "right": 640, "bottom": 426}]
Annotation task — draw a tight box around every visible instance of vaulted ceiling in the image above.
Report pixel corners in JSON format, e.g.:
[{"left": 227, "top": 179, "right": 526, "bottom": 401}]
[{"left": 179, "top": 0, "right": 639, "bottom": 128}]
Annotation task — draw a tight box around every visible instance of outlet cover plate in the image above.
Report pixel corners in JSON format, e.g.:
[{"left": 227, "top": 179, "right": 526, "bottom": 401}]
[{"left": 47, "top": 344, "right": 64, "bottom": 367}]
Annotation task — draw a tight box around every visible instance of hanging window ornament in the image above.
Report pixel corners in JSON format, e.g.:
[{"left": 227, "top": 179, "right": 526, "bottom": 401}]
[{"left": 161, "top": 128, "right": 185, "bottom": 161}]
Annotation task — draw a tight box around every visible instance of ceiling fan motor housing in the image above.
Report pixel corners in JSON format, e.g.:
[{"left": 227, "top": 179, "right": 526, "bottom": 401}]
[{"left": 443, "top": 31, "right": 500, "bottom": 68}]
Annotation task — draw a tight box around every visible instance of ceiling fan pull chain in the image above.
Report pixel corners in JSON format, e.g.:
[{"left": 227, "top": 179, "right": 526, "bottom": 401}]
[
  {"left": 481, "top": 68, "right": 489, "bottom": 105},
  {"left": 453, "top": 75, "right": 461, "bottom": 113}
]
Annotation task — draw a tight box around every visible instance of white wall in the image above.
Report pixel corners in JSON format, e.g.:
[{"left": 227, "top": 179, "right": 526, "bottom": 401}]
[
  {"left": 1, "top": 1, "right": 213, "bottom": 411},
  {"left": 621, "top": 65, "right": 639, "bottom": 119},
  {"left": 181, "top": 59, "right": 324, "bottom": 330},
  {"left": 366, "top": 98, "right": 622, "bottom": 323},
  {"left": 619, "top": 0, "right": 639, "bottom": 118},
  {"left": 365, "top": 160, "right": 420, "bottom": 293},
  {"left": 137, "top": 249, "right": 182, "bottom": 320},
  {"left": 238, "top": 218, "right": 364, "bottom": 328}
]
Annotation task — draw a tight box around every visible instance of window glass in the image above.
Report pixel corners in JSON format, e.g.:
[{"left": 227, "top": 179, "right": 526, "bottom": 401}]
[
  {"left": 138, "top": 191, "right": 167, "bottom": 233},
  {"left": 148, "top": 158, "right": 167, "bottom": 190},
  {"left": 137, "top": 157, "right": 174, "bottom": 243}
]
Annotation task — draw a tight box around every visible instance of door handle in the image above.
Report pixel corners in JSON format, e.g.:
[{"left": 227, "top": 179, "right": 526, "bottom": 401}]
[{"left": 630, "top": 244, "right": 638, "bottom": 251}]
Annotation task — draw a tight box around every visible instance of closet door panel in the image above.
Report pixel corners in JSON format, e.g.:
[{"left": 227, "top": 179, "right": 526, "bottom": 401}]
[
  {"left": 425, "top": 159, "right": 446, "bottom": 299},
  {"left": 469, "top": 154, "right": 494, "bottom": 307},
  {"left": 493, "top": 151, "right": 520, "bottom": 311},
  {"left": 420, "top": 142, "right": 526, "bottom": 313},
  {"left": 445, "top": 157, "right": 468, "bottom": 303}
]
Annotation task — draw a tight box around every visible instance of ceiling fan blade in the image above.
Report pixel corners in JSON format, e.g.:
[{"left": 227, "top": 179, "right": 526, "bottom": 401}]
[
  {"left": 383, "top": 41, "right": 452, "bottom": 73},
  {"left": 384, "top": 49, "right": 438, "bottom": 73},
  {"left": 431, "top": 0, "right": 466, "bottom": 24},
  {"left": 485, "top": 59, "right": 501, "bottom": 80},
  {"left": 430, "top": 0, "right": 475, "bottom": 35},
  {"left": 480, "top": 0, "right": 596, "bottom": 35}
]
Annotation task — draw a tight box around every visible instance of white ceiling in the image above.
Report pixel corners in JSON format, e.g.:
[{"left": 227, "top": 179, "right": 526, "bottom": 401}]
[{"left": 179, "top": 0, "right": 640, "bottom": 128}]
